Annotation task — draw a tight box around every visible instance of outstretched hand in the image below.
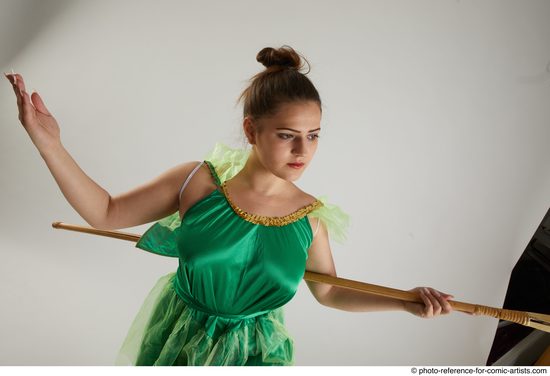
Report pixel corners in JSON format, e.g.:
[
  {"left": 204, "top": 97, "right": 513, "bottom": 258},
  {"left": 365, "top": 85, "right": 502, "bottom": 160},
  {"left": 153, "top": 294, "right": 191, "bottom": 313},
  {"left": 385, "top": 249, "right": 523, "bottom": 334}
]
[
  {"left": 403, "top": 287, "right": 455, "bottom": 318},
  {"left": 5, "top": 72, "right": 61, "bottom": 153}
]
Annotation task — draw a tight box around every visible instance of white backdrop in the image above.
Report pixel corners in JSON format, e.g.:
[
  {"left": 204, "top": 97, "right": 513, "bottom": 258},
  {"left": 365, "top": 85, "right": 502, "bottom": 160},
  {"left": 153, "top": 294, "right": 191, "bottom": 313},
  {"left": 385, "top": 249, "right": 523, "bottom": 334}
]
[{"left": 1, "top": 0, "right": 549, "bottom": 366}]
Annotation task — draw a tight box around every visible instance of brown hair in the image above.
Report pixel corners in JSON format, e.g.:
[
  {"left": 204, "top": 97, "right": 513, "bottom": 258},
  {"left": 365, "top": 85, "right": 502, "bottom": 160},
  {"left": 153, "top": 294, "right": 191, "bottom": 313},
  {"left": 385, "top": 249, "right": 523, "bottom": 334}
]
[{"left": 236, "top": 45, "right": 322, "bottom": 127}]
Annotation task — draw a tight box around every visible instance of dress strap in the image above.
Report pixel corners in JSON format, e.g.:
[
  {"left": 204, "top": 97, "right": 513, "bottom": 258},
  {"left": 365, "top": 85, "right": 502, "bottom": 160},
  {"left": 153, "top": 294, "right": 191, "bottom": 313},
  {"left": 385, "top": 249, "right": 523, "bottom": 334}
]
[
  {"left": 178, "top": 161, "right": 205, "bottom": 203},
  {"left": 313, "top": 217, "right": 321, "bottom": 237},
  {"left": 204, "top": 160, "right": 221, "bottom": 187}
]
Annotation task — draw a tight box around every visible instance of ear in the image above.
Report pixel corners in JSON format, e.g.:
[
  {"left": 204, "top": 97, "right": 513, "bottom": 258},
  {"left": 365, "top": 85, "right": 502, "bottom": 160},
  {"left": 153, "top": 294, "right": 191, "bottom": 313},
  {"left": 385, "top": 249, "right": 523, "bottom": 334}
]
[{"left": 243, "top": 116, "right": 256, "bottom": 145}]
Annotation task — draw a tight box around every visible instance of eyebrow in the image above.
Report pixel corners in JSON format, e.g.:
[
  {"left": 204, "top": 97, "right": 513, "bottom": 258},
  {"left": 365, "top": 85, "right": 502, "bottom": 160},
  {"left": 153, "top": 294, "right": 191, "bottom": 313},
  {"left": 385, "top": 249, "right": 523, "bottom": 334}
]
[{"left": 275, "top": 127, "right": 321, "bottom": 133}]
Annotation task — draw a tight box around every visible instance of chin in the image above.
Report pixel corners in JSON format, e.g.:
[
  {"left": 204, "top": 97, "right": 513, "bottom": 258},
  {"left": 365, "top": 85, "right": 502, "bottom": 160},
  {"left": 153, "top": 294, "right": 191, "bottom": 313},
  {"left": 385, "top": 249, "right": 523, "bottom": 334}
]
[
  {"left": 274, "top": 171, "right": 299, "bottom": 183},
  {"left": 287, "top": 171, "right": 305, "bottom": 182}
]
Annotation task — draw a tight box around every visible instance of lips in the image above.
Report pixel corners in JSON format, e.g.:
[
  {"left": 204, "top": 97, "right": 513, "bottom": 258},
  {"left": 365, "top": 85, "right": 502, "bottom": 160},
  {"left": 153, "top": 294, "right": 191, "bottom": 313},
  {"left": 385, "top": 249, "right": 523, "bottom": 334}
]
[{"left": 287, "top": 162, "right": 304, "bottom": 168}]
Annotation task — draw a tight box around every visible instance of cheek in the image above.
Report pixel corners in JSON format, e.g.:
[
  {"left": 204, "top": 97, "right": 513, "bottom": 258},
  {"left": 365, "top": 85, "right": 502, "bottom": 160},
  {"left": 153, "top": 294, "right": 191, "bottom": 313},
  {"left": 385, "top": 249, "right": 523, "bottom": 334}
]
[
  {"left": 264, "top": 139, "right": 287, "bottom": 155},
  {"left": 262, "top": 146, "right": 288, "bottom": 167}
]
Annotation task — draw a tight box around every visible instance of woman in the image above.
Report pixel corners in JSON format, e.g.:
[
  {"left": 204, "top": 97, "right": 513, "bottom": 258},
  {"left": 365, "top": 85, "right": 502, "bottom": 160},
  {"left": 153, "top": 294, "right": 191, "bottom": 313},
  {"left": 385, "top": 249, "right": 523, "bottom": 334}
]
[{"left": 5, "top": 45, "right": 454, "bottom": 366}]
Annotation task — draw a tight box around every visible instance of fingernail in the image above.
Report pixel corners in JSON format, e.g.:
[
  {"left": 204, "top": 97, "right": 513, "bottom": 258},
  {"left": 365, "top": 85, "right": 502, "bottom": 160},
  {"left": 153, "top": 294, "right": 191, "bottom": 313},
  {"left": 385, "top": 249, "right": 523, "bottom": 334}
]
[
  {"left": 11, "top": 68, "right": 17, "bottom": 84},
  {"left": 32, "top": 88, "right": 37, "bottom": 94},
  {"left": 433, "top": 290, "right": 441, "bottom": 297},
  {"left": 423, "top": 288, "right": 429, "bottom": 294}
]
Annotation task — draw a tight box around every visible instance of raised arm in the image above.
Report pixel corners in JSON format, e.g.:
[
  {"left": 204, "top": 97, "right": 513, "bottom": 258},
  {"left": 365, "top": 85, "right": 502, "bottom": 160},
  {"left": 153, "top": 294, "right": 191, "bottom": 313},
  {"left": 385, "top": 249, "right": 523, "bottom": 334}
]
[{"left": 6, "top": 72, "right": 198, "bottom": 230}]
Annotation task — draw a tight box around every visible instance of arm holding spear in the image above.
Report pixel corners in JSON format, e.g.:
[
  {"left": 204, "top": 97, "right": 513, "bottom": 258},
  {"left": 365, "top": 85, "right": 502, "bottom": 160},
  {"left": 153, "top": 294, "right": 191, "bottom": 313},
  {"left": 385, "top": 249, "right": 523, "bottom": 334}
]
[{"left": 305, "top": 217, "right": 457, "bottom": 318}]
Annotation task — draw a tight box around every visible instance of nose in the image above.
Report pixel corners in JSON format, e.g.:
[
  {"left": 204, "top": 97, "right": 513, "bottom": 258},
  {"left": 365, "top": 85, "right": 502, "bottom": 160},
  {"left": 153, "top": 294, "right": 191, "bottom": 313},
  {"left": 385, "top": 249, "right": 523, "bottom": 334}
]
[{"left": 291, "top": 138, "right": 306, "bottom": 157}]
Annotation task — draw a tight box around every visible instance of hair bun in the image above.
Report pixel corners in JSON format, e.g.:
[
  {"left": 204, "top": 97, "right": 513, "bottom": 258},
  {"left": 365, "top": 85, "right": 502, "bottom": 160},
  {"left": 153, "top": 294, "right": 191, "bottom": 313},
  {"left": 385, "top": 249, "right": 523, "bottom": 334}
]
[{"left": 256, "top": 45, "right": 307, "bottom": 72}]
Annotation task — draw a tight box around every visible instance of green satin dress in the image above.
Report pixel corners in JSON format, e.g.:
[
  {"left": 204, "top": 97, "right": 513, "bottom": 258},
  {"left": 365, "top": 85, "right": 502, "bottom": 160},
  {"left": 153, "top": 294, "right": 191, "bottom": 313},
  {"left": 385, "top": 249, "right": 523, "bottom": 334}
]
[{"left": 114, "top": 143, "right": 350, "bottom": 366}]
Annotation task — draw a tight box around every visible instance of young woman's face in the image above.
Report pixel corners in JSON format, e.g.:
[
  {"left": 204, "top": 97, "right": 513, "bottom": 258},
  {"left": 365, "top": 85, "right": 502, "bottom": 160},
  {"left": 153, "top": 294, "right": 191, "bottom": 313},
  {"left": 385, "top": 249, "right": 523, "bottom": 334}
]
[{"left": 249, "top": 100, "right": 322, "bottom": 182}]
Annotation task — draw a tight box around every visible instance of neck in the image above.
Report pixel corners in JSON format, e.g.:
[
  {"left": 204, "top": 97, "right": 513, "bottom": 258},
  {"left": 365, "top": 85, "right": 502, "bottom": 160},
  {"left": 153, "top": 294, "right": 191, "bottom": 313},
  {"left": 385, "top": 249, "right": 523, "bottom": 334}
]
[{"left": 231, "top": 148, "right": 291, "bottom": 197}]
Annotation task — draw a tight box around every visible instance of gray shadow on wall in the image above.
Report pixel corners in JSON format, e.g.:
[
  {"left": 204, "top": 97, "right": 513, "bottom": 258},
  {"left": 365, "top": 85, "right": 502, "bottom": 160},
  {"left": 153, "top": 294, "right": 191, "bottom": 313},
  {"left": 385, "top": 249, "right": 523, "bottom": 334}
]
[{"left": 0, "top": 0, "right": 75, "bottom": 68}]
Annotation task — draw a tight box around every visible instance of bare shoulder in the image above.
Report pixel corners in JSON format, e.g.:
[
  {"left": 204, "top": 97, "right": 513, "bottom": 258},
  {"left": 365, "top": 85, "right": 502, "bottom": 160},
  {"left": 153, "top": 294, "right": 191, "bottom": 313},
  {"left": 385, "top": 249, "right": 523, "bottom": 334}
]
[
  {"left": 161, "top": 159, "right": 206, "bottom": 205},
  {"left": 178, "top": 161, "right": 219, "bottom": 219},
  {"left": 292, "top": 187, "right": 320, "bottom": 230},
  {"left": 166, "top": 160, "right": 205, "bottom": 191},
  {"left": 291, "top": 186, "right": 318, "bottom": 206}
]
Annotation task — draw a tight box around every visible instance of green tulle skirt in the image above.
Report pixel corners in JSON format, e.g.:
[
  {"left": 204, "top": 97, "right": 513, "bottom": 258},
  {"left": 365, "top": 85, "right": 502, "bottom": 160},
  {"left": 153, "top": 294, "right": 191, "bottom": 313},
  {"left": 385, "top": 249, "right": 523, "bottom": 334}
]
[{"left": 114, "top": 272, "right": 294, "bottom": 366}]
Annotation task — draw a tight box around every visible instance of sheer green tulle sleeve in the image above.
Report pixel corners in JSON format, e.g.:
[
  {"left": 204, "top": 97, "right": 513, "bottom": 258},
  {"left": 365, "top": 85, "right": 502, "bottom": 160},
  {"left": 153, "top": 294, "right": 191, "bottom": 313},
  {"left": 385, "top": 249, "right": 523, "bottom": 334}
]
[
  {"left": 203, "top": 142, "right": 251, "bottom": 183},
  {"left": 135, "top": 211, "right": 181, "bottom": 258},
  {"left": 308, "top": 196, "right": 351, "bottom": 244}
]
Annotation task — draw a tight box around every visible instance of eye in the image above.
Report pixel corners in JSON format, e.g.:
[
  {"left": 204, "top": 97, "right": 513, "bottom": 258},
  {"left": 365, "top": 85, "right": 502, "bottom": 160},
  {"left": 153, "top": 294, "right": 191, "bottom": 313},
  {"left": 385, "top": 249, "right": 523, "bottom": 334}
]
[
  {"left": 308, "top": 134, "right": 320, "bottom": 141},
  {"left": 277, "top": 133, "right": 320, "bottom": 141},
  {"left": 278, "top": 133, "right": 293, "bottom": 140}
]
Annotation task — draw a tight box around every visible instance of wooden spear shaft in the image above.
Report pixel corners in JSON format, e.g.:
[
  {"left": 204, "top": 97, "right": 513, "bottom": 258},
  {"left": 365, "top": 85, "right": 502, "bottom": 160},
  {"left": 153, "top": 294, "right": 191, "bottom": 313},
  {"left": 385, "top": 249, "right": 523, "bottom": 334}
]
[{"left": 51, "top": 221, "right": 550, "bottom": 333}]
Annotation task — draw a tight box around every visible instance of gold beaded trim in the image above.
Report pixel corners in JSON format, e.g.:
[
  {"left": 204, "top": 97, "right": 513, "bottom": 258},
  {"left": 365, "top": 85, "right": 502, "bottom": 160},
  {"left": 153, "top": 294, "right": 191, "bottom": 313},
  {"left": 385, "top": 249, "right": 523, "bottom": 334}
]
[{"left": 221, "top": 180, "right": 324, "bottom": 226}]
